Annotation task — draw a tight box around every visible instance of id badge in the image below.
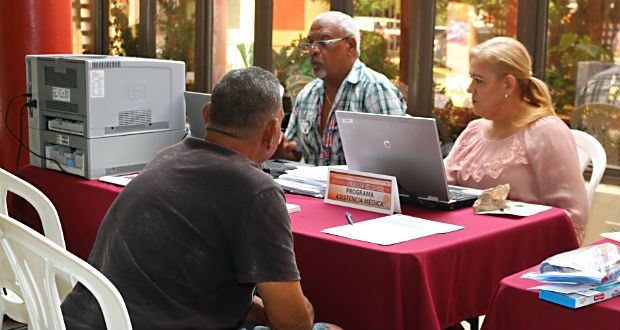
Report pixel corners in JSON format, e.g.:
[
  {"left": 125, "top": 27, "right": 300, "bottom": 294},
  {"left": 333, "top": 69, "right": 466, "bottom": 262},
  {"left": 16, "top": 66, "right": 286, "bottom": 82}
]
[{"left": 301, "top": 120, "right": 312, "bottom": 135}]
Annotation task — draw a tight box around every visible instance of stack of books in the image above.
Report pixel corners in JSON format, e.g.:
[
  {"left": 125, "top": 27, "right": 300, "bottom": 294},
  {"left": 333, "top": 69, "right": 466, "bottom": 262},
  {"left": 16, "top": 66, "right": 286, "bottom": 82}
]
[
  {"left": 538, "top": 279, "right": 620, "bottom": 308},
  {"left": 522, "top": 242, "right": 620, "bottom": 308}
]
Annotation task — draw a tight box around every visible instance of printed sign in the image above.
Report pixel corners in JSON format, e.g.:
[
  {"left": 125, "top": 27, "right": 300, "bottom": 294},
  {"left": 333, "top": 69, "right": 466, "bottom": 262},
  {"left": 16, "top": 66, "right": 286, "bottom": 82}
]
[
  {"left": 324, "top": 167, "right": 400, "bottom": 214},
  {"left": 52, "top": 86, "right": 70, "bottom": 102},
  {"left": 90, "top": 70, "right": 105, "bottom": 98}
]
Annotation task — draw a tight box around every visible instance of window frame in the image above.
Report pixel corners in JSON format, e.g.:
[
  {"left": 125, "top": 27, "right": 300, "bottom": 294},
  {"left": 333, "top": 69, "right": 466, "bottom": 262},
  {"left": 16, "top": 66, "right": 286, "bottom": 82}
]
[{"left": 90, "top": 0, "right": 550, "bottom": 99}]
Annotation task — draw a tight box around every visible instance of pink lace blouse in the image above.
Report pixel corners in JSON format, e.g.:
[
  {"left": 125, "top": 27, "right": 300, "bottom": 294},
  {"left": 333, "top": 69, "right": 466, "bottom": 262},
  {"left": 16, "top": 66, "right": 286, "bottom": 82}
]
[{"left": 444, "top": 115, "right": 588, "bottom": 243}]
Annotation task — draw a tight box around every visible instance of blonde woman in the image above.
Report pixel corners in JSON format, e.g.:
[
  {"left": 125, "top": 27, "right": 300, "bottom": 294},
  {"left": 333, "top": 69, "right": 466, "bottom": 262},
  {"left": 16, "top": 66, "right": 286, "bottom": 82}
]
[{"left": 444, "top": 37, "right": 588, "bottom": 243}]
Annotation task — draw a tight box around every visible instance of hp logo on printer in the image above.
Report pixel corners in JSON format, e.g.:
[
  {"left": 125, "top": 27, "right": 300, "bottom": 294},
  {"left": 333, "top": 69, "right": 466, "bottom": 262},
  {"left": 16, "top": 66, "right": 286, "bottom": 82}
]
[{"left": 383, "top": 140, "right": 392, "bottom": 150}]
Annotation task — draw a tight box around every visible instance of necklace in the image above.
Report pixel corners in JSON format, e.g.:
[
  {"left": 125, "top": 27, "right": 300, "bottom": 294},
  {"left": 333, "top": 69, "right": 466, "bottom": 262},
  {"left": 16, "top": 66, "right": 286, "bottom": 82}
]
[{"left": 324, "top": 93, "right": 333, "bottom": 109}]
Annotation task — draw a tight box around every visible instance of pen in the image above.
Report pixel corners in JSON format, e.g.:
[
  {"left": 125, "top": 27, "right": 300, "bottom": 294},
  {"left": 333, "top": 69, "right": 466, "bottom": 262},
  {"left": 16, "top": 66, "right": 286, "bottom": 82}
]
[{"left": 345, "top": 211, "right": 354, "bottom": 225}]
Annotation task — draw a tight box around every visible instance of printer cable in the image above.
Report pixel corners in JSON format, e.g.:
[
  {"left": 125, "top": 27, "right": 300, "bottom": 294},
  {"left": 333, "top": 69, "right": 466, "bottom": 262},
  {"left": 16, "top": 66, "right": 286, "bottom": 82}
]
[{"left": 5, "top": 93, "right": 68, "bottom": 176}]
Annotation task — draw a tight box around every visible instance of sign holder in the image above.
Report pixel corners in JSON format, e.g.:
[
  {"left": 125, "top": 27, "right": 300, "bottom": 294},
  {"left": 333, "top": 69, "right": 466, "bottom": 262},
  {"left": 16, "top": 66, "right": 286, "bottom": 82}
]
[{"left": 324, "top": 167, "right": 401, "bottom": 214}]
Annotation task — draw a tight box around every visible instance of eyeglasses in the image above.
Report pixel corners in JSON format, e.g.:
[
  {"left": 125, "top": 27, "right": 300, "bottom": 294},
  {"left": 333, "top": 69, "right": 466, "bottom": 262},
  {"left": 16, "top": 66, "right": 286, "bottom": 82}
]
[{"left": 298, "top": 36, "right": 352, "bottom": 52}]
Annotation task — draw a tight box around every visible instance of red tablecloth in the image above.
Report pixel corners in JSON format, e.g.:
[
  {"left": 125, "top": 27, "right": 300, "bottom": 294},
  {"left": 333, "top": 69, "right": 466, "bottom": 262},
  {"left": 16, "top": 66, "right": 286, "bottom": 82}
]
[
  {"left": 10, "top": 165, "right": 580, "bottom": 330},
  {"left": 481, "top": 239, "right": 620, "bottom": 330}
]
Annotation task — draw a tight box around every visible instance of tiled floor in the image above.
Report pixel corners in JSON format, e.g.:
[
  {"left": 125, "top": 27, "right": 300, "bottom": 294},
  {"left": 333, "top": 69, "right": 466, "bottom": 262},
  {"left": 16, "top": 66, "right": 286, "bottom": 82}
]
[
  {"left": 583, "top": 181, "right": 620, "bottom": 245},
  {"left": 461, "top": 316, "right": 486, "bottom": 330}
]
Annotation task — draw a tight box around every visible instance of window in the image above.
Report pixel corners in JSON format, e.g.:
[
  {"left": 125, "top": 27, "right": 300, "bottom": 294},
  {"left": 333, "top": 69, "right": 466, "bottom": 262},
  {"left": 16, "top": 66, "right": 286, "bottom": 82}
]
[
  {"left": 547, "top": 0, "right": 620, "bottom": 168},
  {"left": 546, "top": 0, "right": 620, "bottom": 114},
  {"left": 432, "top": 0, "right": 519, "bottom": 144},
  {"left": 354, "top": 1, "right": 401, "bottom": 83},
  {"left": 72, "top": 0, "right": 95, "bottom": 54},
  {"left": 155, "top": 0, "right": 196, "bottom": 90},
  {"left": 272, "top": 0, "right": 328, "bottom": 112},
  {"left": 109, "top": 0, "right": 140, "bottom": 56},
  {"left": 209, "top": 0, "right": 255, "bottom": 87}
]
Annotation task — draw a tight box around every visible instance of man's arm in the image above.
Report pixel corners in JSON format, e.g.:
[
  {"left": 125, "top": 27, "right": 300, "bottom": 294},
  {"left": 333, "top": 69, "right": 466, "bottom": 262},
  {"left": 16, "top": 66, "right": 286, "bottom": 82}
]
[{"left": 254, "top": 281, "right": 314, "bottom": 330}]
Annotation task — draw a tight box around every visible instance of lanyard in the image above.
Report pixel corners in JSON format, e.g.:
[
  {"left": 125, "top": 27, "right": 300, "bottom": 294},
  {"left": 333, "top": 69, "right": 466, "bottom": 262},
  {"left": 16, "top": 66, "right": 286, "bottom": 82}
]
[{"left": 317, "top": 95, "right": 340, "bottom": 163}]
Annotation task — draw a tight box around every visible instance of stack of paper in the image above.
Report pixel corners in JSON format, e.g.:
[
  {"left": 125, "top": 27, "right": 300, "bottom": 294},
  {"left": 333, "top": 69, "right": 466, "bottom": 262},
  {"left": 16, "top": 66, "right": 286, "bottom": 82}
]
[
  {"left": 523, "top": 243, "right": 620, "bottom": 308},
  {"left": 275, "top": 166, "right": 345, "bottom": 198}
]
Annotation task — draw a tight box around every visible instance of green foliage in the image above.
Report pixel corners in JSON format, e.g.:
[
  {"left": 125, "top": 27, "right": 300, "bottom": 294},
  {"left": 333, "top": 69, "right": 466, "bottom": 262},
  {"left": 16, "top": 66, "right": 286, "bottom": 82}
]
[
  {"left": 359, "top": 30, "right": 398, "bottom": 80},
  {"left": 545, "top": 0, "right": 618, "bottom": 112},
  {"left": 156, "top": 0, "right": 195, "bottom": 72},
  {"left": 353, "top": 0, "right": 400, "bottom": 17},
  {"left": 236, "top": 43, "right": 254, "bottom": 67},
  {"left": 546, "top": 34, "right": 612, "bottom": 113},
  {"left": 109, "top": 0, "right": 139, "bottom": 56},
  {"left": 272, "top": 35, "right": 313, "bottom": 87},
  {"left": 271, "top": 35, "right": 314, "bottom": 112},
  {"left": 435, "top": 0, "right": 506, "bottom": 27}
]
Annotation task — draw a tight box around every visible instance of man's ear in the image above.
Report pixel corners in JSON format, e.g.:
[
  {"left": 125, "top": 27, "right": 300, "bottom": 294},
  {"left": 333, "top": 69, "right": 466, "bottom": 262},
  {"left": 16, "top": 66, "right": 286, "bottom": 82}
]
[
  {"left": 263, "top": 117, "right": 280, "bottom": 149},
  {"left": 202, "top": 103, "right": 211, "bottom": 126},
  {"left": 348, "top": 37, "right": 358, "bottom": 56}
]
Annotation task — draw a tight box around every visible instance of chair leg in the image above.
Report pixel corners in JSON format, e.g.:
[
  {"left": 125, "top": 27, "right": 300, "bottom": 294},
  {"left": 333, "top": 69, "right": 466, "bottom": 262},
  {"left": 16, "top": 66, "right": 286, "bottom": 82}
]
[{"left": 466, "top": 316, "right": 479, "bottom": 330}]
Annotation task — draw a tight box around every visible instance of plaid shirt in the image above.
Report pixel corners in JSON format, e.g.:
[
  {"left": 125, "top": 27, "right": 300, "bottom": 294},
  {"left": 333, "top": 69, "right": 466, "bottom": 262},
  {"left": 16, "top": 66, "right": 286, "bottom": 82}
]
[
  {"left": 576, "top": 66, "right": 620, "bottom": 107},
  {"left": 285, "top": 59, "right": 406, "bottom": 165}
]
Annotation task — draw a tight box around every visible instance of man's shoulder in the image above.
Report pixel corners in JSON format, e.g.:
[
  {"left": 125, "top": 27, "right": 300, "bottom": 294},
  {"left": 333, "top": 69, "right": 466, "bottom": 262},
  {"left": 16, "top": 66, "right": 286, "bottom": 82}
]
[
  {"left": 297, "top": 78, "right": 322, "bottom": 98},
  {"left": 357, "top": 61, "right": 394, "bottom": 86}
]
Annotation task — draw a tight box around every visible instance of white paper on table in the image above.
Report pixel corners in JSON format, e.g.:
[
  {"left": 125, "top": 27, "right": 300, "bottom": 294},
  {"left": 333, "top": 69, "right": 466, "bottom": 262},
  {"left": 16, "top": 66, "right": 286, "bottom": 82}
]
[
  {"left": 601, "top": 231, "right": 620, "bottom": 242},
  {"left": 321, "top": 214, "right": 464, "bottom": 245},
  {"left": 286, "top": 203, "right": 301, "bottom": 213},
  {"left": 98, "top": 173, "right": 139, "bottom": 186},
  {"left": 528, "top": 279, "right": 620, "bottom": 296},
  {"left": 475, "top": 201, "right": 551, "bottom": 217},
  {"left": 528, "top": 283, "right": 599, "bottom": 294}
]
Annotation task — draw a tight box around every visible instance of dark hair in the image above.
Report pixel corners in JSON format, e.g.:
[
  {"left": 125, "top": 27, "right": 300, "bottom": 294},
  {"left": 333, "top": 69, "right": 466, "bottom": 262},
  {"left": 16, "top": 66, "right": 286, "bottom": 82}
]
[{"left": 208, "top": 67, "right": 282, "bottom": 138}]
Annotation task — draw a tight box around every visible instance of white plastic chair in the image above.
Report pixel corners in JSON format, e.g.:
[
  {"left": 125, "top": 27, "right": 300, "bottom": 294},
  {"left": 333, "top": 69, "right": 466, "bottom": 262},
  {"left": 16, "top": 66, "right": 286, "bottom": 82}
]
[
  {"left": 0, "top": 167, "right": 69, "bottom": 327},
  {"left": 0, "top": 213, "right": 132, "bottom": 330},
  {"left": 571, "top": 129, "right": 607, "bottom": 207},
  {"left": 0, "top": 167, "right": 65, "bottom": 247}
]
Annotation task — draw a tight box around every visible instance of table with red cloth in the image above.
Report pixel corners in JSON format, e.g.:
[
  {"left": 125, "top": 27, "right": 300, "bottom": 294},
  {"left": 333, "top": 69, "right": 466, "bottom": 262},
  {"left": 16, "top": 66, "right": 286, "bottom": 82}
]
[
  {"left": 9, "top": 165, "right": 580, "bottom": 330},
  {"left": 481, "top": 238, "right": 620, "bottom": 330}
]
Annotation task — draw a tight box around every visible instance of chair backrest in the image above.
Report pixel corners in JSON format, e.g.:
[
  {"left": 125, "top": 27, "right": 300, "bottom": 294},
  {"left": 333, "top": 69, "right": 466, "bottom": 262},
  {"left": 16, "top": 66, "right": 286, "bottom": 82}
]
[
  {"left": 570, "top": 103, "right": 620, "bottom": 168},
  {"left": 0, "top": 167, "right": 69, "bottom": 326},
  {"left": 0, "top": 213, "right": 132, "bottom": 330},
  {"left": 0, "top": 167, "right": 65, "bottom": 248},
  {"left": 570, "top": 129, "right": 607, "bottom": 207}
]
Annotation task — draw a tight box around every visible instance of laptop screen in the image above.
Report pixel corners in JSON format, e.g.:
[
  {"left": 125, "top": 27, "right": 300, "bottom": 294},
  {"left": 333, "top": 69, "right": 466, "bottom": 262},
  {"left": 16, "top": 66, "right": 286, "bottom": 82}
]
[
  {"left": 184, "top": 91, "right": 211, "bottom": 138},
  {"left": 335, "top": 111, "right": 452, "bottom": 202}
]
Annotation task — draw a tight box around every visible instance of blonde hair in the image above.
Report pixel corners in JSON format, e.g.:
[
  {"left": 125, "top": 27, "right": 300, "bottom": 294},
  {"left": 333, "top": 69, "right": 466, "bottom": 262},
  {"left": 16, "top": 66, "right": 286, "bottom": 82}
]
[{"left": 470, "top": 37, "right": 555, "bottom": 125}]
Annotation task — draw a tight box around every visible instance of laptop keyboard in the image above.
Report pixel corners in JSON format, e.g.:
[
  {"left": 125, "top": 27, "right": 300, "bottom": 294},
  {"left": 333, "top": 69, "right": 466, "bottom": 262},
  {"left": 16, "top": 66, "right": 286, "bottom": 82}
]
[
  {"left": 448, "top": 188, "right": 478, "bottom": 201},
  {"left": 262, "top": 160, "right": 297, "bottom": 175}
]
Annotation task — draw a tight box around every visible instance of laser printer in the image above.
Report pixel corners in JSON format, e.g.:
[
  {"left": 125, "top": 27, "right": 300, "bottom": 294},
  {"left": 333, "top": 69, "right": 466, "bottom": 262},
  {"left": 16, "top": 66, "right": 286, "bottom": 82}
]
[{"left": 26, "top": 55, "right": 186, "bottom": 179}]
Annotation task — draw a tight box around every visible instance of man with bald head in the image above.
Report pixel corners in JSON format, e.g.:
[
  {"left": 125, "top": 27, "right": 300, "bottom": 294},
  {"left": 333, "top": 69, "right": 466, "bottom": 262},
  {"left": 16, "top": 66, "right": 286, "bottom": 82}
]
[{"left": 276, "top": 11, "right": 406, "bottom": 165}]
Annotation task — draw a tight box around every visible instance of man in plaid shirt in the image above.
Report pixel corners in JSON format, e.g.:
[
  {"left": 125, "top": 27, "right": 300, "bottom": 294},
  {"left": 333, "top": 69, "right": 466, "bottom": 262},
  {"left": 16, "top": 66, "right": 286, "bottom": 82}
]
[
  {"left": 576, "top": 65, "right": 620, "bottom": 107},
  {"left": 275, "top": 11, "right": 406, "bottom": 165}
]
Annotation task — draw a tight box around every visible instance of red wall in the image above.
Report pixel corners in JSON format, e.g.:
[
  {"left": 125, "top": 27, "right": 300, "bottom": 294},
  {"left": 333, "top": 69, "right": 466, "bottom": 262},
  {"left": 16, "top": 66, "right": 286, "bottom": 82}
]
[
  {"left": 273, "top": 0, "right": 305, "bottom": 31},
  {"left": 0, "top": 0, "right": 72, "bottom": 174}
]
